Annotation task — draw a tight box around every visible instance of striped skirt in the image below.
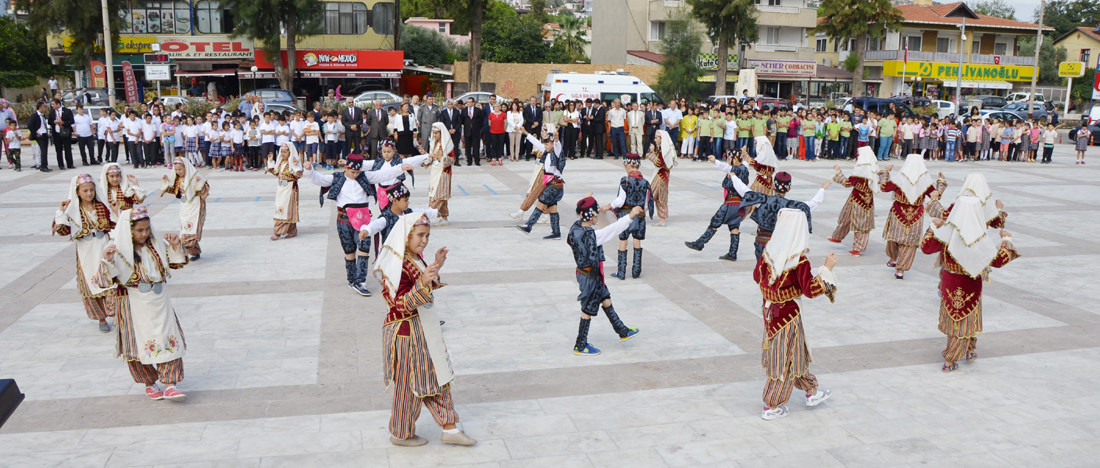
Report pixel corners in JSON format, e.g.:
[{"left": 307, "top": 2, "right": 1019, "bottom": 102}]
[
  {"left": 651, "top": 172, "right": 669, "bottom": 219},
  {"left": 837, "top": 200, "right": 874, "bottom": 233},
  {"left": 882, "top": 210, "right": 922, "bottom": 246},
  {"left": 383, "top": 314, "right": 445, "bottom": 397},
  {"left": 762, "top": 309, "right": 811, "bottom": 381}
]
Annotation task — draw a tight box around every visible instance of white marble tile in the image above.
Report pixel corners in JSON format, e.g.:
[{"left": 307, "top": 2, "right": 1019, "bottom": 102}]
[{"left": 0, "top": 242, "right": 69, "bottom": 290}]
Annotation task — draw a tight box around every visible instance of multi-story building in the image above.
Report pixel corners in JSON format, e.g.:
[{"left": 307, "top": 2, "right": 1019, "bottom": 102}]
[
  {"left": 811, "top": 0, "right": 1050, "bottom": 99},
  {"left": 591, "top": 0, "right": 819, "bottom": 95}
]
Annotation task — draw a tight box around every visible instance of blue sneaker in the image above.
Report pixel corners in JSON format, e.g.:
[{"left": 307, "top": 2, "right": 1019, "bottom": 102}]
[
  {"left": 620, "top": 327, "right": 640, "bottom": 342},
  {"left": 573, "top": 344, "right": 601, "bottom": 356}
]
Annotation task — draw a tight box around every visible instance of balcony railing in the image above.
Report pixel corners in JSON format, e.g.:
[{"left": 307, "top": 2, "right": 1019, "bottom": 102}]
[
  {"left": 970, "top": 54, "right": 1035, "bottom": 66},
  {"left": 662, "top": 0, "right": 685, "bottom": 6},
  {"left": 864, "top": 50, "right": 897, "bottom": 60},
  {"left": 861, "top": 50, "right": 1035, "bottom": 65}
]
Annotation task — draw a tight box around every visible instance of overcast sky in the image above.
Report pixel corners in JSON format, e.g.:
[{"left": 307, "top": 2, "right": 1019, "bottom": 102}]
[{"left": 1003, "top": 0, "right": 1042, "bottom": 22}]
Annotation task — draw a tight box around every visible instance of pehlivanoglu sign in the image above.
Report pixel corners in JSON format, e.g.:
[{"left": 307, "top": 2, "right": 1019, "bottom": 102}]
[
  {"left": 156, "top": 36, "right": 254, "bottom": 59},
  {"left": 882, "top": 60, "right": 1036, "bottom": 82}
]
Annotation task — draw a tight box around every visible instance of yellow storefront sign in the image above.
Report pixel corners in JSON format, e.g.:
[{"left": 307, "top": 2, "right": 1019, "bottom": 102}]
[
  {"left": 1058, "top": 62, "right": 1085, "bottom": 78},
  {"left": 61, "top": 36, "right": 157, "bottom": 54},
  {"left": 882, "top": 60, "right": 1035, "bottom": 82}
]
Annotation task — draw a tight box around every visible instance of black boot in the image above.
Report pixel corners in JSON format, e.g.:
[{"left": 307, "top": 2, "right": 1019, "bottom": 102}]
[
  {"left": 603, "top": 304, "right": 636, "bottom": 340},
  {"left": 719, "top": 233, "right": 739, "bottom": 261},
  {"left": 348, "top": 256, "right": 371, "bottom": 296},
  {"left": 631, "top": 248, "right": 643, "bottom": 279},
  {"left": 517, "top": 210, "right": 541, "bottom": 234},
  {"left": 574, "top": 318, "right": 598, "bottom": 355},
  {"left": 685, "top": 227, "right": 716, "bottom": 251},
  {"left": 544, "top": 213, "right": 561, "bottom": 239},
  {"left": 610, "top": 250, "right": 627, "bottom": 280}
]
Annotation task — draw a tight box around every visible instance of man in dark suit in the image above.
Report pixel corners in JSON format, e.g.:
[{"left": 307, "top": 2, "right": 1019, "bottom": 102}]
[
  {"left": 590, "top": 99, "right": 607, "bottom": 160},
  {"left": 461, "top": 98, "right": 483, "bottom": 166},
  {"left": 579, "top": 99, "right": 594, "bottom": 158},
  {"left": 521, "top": 96, "right": 542, "bottom": 161},
  {"left": 644, "top": 102, "right": 661, "bottom": 156},
  {"left": 28, "top": 102, "right": 52, "bottom": 172},
  {"left": 365, "top": 100, "right": 388, "bottom": 159},
  {"left": 48, "top": 99, "right": 74, "bottom": 169},
  {"left": 439, "top": 99, "right": 463, "bottom": 166},
  {"left": 340, "top": 98, "right": 364, "bottom": 155}
]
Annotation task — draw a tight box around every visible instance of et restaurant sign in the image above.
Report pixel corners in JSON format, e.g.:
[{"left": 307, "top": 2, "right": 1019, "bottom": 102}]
[
  {"left": 156, "top": 36, "right": 254, "bottom": 59},
  {"left": 746, "top": 59, "right": 817, "bottom": 77}
]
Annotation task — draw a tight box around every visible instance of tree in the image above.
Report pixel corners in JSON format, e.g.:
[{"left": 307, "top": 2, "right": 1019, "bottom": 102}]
[
  {"left": 529, "top": 0, "right": 550, "bottom": 24},
  {"left": 483, "top": 11, "right": 553, "bottom": 63},
  {"left": 971, "top": 0, "right": 1016, "bottom": 20},
  {"left": 1018, "top": 36, "right": 1068, "bottom": 85},
  {"left": 401, "top": 25, "right": 453, "bottom": 67},
  {"left": 654, "top": 12, "right": 706, "bottom": 101},
  {"left": 0, "top": 16, "right": 62, "bottom": 91},
  {"left": 687, "top": 0, "right": 758, "bottom": 95},
  {"left": 553, "top": 14, "right": 590, "bottom": 63},
  {"left": 1033, "top": 0, "right": 1100, "bottom": 39},
  {"left": 227, "top": 0, "right": 325, "bottom": 92},
  {"left": 14, "top": 0, "right": 126, "bottom": 78},
  {"left": 818, "top": 0, "right": 903, "bottom": 97}
]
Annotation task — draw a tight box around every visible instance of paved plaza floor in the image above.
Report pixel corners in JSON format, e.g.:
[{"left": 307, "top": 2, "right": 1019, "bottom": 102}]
[{"left": 1, "top": 146, "right": 1099, "bottom": 467}]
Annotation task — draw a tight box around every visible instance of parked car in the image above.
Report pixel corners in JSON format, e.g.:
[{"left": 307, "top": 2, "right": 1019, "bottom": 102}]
[
  {"left": 264, "top": 102, "right": 305, "bottom": 115},
  {"left": 159, "top": 96, "right": 191, "bottom": 109},
  {"left": 931, "top": 100, "right": 956, "bottom": 119},
  {"left": 756, "top": 98, "right": 790, "bottom": 111},
  {"left": 965, "top": 95, "right": 1007, "bottom": 110},
  {"left": 897, "top": 96, "right": 932, "bottom": 108},
  {"left": 978, "top": 110, "right": 1025, "bottom": 124},
  {"left": 707, "top": 95, "right": 741, "bottom": 106},
  {"left": 244, "top": 89, "right": 299, "bottom": 104},
  {"left": 1087, "top": 106, "right": 1100, "bottom": 146},
  {"left": 847, "top": 98, "right": 919, "bottom": 120},
  {"left": 455, "top": 92, "right": 509, "bottom": 104},
  {"left": 62, "top": 89, "right": 114, "bottom": 106},
  {"left": 352, "top": 91, "right": 401, "bottom": 107},
  {"left": 1002, "top": 101, "right": 1051, "bottom": 120},
  {"left": 1006, "top": 92, "right": 1045, "bottom": 104}
]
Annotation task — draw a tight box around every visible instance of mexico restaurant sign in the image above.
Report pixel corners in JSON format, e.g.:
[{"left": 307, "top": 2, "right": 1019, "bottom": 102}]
[{"left": 883, "top": 60, "right": 1035, "bottom": 82}]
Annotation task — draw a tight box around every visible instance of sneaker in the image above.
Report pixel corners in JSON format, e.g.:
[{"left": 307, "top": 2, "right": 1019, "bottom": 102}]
[
  {"left": 620, "top": 327, "right": 640, "bottom": 342},
  {"left": 98, "top": 322, "right": 111, "bottom": 333},
  {"left": 543, "top": 233, "right": 561, "bottom": 240},
  {"left": 806, "top": 389, "right": 831, "bottom": 407},
  {"left": 435, "top": 219, "right": 449, "bottom": 227},
  {"left": 349, "top": 283, "right": 372, "bottom": 297},
  {"left": 718, "top": 254, "right": 737, "bottom": 262},
  {"left": 390, "top": 436, "right": 428, "bottom": 447},
  {"left": 509, "top": 210, "right": 524, "bottom": 220},
  {"left": 848, "top": 250, "right": 861, "bottom": 256},
  {"left": 684, "top": 241, "right": 703, "bottom": 251},
  {"left": 895, "top": 272, "right": 904, "bottom": 280},
  {"left": 190, "top": 254, "right": 200, "bottom": 261},
  {"left": 886, "top": 260, "right": 897, "bottom": 267},
  {"left": 827, "top": 237, "right": 842, "bottom": 243},
  {"left": 441, "top": 430, "right": 477, "bottom": 446},
  {"left": 162, "top": 386, "right": 186, "bottom": 401},
  {"left": 516, "top": 224, "right": 532, "bottom": 234},
  {"left": 573, "top": 344, "right": 601, "bottom": 356},
  {"left": 145, "top": 385, "right": 164, "bottom": 400},
  {"left": 761, "top": 405, "right": 790, "bottom": 420}
]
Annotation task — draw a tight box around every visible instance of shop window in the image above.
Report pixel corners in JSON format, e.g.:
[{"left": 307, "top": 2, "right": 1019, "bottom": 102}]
[
  {"left": 195, "top": 1, "right": 234, "bottom": 34},
  {"left": 1081, "top": 49, "right": 1091, "bottom": 64},
  {"left": 119, "top": 1, "right": 190, "bottom": 34},
  {"left": 325, "top": 2, "right": 369, "bottom": 35},
  {"left": 816, "top": 38, "right": 827, "bottom": 52},
  {"left": 994, "top": 42, "right": 1007, "bottom": 55},
  {"left": 373, "top": 2, "right": 395, "bottom": 35},
  {"left": 936, "top": 38, "right": 951, "bottom": 53}
]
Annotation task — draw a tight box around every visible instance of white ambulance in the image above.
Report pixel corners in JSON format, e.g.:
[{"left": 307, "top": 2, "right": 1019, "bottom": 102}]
[{"left": 542, "top": 71, "right": 664, "bottom": 106}]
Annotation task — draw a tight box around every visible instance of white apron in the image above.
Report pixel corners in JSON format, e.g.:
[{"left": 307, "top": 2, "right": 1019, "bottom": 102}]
[
  {"left": 417, "top": 303, "right": 454, "bottom": 389},
  {"left": 122, "top": 245, "right": 187, "bottom": 365},
  {"left": 179, "top": 192, "right": 204, "bottom": 235},
  {"left": 273, "top": 180, "right": 295, "bottom": 221},
  {"left": 75, "top": 234, "right": 113, "bottom": 297}
]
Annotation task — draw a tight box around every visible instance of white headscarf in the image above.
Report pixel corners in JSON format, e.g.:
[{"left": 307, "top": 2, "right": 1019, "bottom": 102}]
[
  {"left": 851, "top": 146, "right": 880, "bottom": 187},
  {"left": 955, "top": 173, "right": 999, "bottom": 222},
  {"left": 99, "top": 163, "right": 141, "bottom": 200},
  {"left": 166, "top": 157, "right": 206, "bottom": 202},
  {"left": 753, "top": 136, "right": 778, "bottom": 168},
  {"left": 933, "top": 196, "right": 1000, "bottom": 277},
  {"left": 373, "top": 212, "right": 430, "bottom": 299},
  {"left": 59, "top": 174, "right": 111, "bottom": 234},
  {"left": 896, "top": 153, "right": 933, "bottom": 204},
  {"left": 656, "top": 129, "right": 677, "bottom": 168},
  {"left": 108, "top": 208, "right": 169, "bottom": 284},
  {"left": 276, "top": 142, "right": 304, "bottom": 173},
  {"left": 428, "top": 121, "right": 453, "bottom": 159},
  {"left": 763, "top": 208, "right": 810, "bottom": 284}
]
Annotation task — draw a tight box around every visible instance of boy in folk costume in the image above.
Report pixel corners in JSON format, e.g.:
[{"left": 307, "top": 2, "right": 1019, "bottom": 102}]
[
  {"left": 373, "top": 137, "right": 428, "bottom": 209},
  {"left": 52, "top": 174, "right": 118, "bottom": 333},
  {"left": 748, "top": 136, "right": 778, "bottom": 196},
  {"left": 373, "top": 213, "right": 477, "bottom": 447},
  {"left": 606, "top": 153, "right": 654, "bottom": 279},
  {"left": 424, "top": 122, "right": 454, "bottom": 227},
  {"left": 302, "top": 154, "right": 412, "bottom": 297},
  {"left": 645, "top": 129, "right": 676, "bottom": 226},
  {"left": 93, "top": 206, "right": 190, "bottom": 401},
  {"left": 516, "top": 130, "right": 567, "bottom": 239},
  {"left": 686, "top": 147, "right": 750, "bottom": 261},
  {"left": 877, "top": 154, "right": 944, "bottom": 279},
  {"left": 755, "top": 208, "right": 839, "bottom": 420},
  {"left": 99, "top": 163, "right": 146, "bottom": 212},
  {"left": 265, "top": 142, "right": 305, "bottom": 240},
  {"left": 359, "top": 182, "right": 439, "bottom": 247},
  {"left": 727, "top": 171, "right": 829, "bottom": 259},
  {"left": 568, "top": 196, "right": 642, "bottom": 356},
  {"left": 160, "top": 157, "right": 209, "bottom": 261},
  {"left": 827, "top": 147, "right": 878, "bottom": 256},
  {"left": 922, "top": 197, "right": 1018, "bottom": 373}
]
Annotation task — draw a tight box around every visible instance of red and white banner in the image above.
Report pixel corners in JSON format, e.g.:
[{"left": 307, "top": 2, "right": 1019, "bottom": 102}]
[
  {"left": 89, "top": 60, "right": 107, "bottom": 88},
  {"left": 157, "top": 36, "right": 254, "bottom": 59},
  {"left": 254, "top": 50, "right": 404, "bottom": 70},
  {"left": 121, "top": 61, "right": 138, "bottom": 103}
]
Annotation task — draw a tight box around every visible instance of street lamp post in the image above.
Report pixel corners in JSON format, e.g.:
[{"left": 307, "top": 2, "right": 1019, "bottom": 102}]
[{"left": 251, "top": 66, "right": 258, "bottom": 95}]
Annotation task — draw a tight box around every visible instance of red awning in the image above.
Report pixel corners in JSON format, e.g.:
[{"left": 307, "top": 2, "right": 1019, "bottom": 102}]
[{"left": 241, "top": 70, "right": 401, "bottom": 79}]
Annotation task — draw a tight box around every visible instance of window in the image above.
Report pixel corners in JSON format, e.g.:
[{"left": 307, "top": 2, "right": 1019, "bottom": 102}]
[
  {"left": 373, "top": 2, "right": 394, "bottom": 35},
  {"left": 972, "top": 41, "right": 981, "bottom": 54},
  {"left": 833, "top": 38, "right": 839, "bottom": 52},
  {"left": 753, "top": 0, "right": 781, "bottom": 4},
  {"left": 867, "top": 37, "right": 880, "bottom": 51},
  {"left": 816, "top": 38, "right": 827, "bottom": 52},
  {"left": 195, "top": 1, "right": 233, "bottom": 34},
  {"left": 438, "top": 22, "right": 447, "bottom": 33},
  {"left": 936, "top": 38, "right": 951, "bottom": 53},
  {"left": 1082, "top": 49, "right": 1091, "bottom": 64},
  {"left": 325, "top": 2, "right": 369, "bottom": 35},
  {"left": 119, "top": 1, "right": 190, "bottom": 34},
  {"left": 994, "top": 42, "right": 1007, "bottom": 55},
  {"left": 905, "top": 36, "right": 921, "bottom": 51},
  {"left": 766, "top": 27, "right": 780, "bottom": 45},
  {"left": 650, "top": 21, "right": 665, "bottom": 41}
]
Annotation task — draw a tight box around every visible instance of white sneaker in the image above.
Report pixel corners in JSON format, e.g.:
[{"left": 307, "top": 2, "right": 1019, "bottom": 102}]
[
  {"left": 761, "top": 405, "right": 789, "bottom": 420},
  {"left": 538, "top": 216, "right": 549, "bottom": 224},
  {"left": 509, "top": 210, "right": 524, "bottom": 220},
  {"left": 436, "top": 219, "right": 449, "bottom": 227},
  {"left": 806, "top": 389, "right": 831, "bottom": 407}
]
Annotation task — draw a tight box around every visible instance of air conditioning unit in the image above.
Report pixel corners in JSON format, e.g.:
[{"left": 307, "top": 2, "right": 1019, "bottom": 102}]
[{"left": 822, "top": 58, "right": 831, "bottom": 67}]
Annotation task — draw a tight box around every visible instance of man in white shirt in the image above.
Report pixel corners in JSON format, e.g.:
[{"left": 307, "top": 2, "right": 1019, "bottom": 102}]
[
  {"left": 259, "top": 113, "right": 277, "bottom": 161},
  {"left": 141, "top": 114, "right": 156, "bottom": 168},
  {"left": 150, "top": 111, "right": 163, "bottom": 165},
  {"left": 72, "top": 105, "right": 95, "bottom": 165},
  {"left": 96, "top": 108, "right": 111, "bottom": 164},
  {"left": 626, "top": 102, "right": 645, "bottom": 155},
  {"left": 607, "top": 99, "right": 627, "bottom": 159},
  {"left": 290, "top": 112, "right": 306, "bottom": 153},
  {"left": 662, "top": 102, "right": 683, "bottom": 149},
  {"left": 48, "top": 76, "right": 58, "bottom": 95},
  {"left": 123, "top": 111, "right": 144, "bottom": 168}
]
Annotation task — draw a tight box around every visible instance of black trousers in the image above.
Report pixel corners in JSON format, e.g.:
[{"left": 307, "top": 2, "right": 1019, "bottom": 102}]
[
  {"left": 127, "top": 141, "right": 144, "bottom": 167},
  {"left": 35, "top": 137, "right": 49, "bottom": 169},
  {"left": 562, "top": 127, "right": 578, "bottom": 159},
  {"left": 581, "top": 128, "right": 595, "bottom": 157},
  {"left": 97, "top": 138, "right": 106, "bottom": 162},
  {"left": 77, "top": 136, "right": 94, "bottom": 164},
  {"left": 346, "top": 128, "right": 361, "bottom": 154},
  {"left": 449, "top": 132, "right": 462, "bottom": 165},
  {"left": 464, "top": 131, "right": 481, "bottom": 165},
  {"left": 52, "top": 133, "right": 73, "bottom": 168},
  {"left": 644, "top": 130, "right": 656, "bottom": 155},
  {"left": 592, "top": 132, "right": 605, "bottom": 158},
  {"left": 106, "top": 142, "right": 119, "bottom": 163},
  {"left": 490, "top": 133, "right": 506, "bottom": 158}
]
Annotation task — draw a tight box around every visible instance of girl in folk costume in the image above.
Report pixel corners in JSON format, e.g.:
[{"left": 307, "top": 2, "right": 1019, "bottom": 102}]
[
  {"left": 925, "top": 173, "right": 1007, "bottom": 230},
  {"left": 265, "top": 142, "right": 305, "bottom": 240},
  {"left": 160, "top": 157, "right": 209, "bottom": 261},
  {"left": 373, "top": 213, "right": 476, "bottom": 447},
  {"left": 515, "top": 130, "right": 566, "bottom": 239},
  {"left": 374, "top": 137, "right": 428, "bottom": 211},
  {"left": 424, "top": 122, "right": 454, "bottom": 227},
  {"left": 568, "top": 196, "right": 642, "bottom": 356},
  {"left": 748, "top": 136, "right": 779, "bottom": 196},
  {"left": 921, "top": 197, "right": 1019, "bottom": 373},
  {"left": 754, "top": 208, "right": 838, "bottom": 421},
  {"left": 827, "top": 147, "right": 878, "bottom": 256},
  {"left": 93, "top": 206, "right": 190, "bottom": 401},
  {"left": 99, "top": 163, "right": 147, "bottom": 211},
  {"left": 686, "top": 147, "right": 750, "bottom": 261},
  {"left": 606, "top": 153, "right": 654, "bottom": 279},
  {"left": 877, "top": 154, "right": 944, "bottom": 279},
  {"left": 52, "top": 174, "right": 118, "bottom": 333},
  {"left": 645, "top": 129, "right": 677, "bottom": 226}
]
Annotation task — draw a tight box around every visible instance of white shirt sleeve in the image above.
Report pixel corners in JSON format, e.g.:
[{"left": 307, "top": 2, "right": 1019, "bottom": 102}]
[
  {"left": 712, "top": 160, "right": 732, "bottom": 173},
  {"left": 412, "top": 207, "right": 439, "bottom": 219},
  {"left": 363, "top": 164, "right": 406, "bottom": 184},
  {"left": 526, "top": 133, "right": 545, "bottom": 153},
  {"left": 610, "top": 186, "right": 627, "bottom": 209},
  {"left": 729, "top": 174, "right": 750, "bottom": 195},
  {"left": 804, "top": 188, "right": 826, "bottom": 212},
  {"left": 595, "top": 215, "right": 634, "bottom": 245},
  {"left": 361, "top": 217, "right": 388, "bottom": 234},
  {"left": 302, "top": 168, "right": 334, "bottom": 187},
  {"left": 402, "top": 155, "right": 430, "bottom": 167}
]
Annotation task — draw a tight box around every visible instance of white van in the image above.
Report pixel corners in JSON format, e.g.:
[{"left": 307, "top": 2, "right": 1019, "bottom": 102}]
[{"left": 542, "top": 72, "right": 664, "bottom": 106}]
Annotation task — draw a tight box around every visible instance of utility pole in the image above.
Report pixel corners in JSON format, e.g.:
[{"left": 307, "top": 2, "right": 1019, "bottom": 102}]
[
  {"left": 100, "top": 0, "right": 116, "bottom": 106},
  {"left": 955, "top": 17, "right": 966, "bottom": 111},
  {"left": 1027, "top": 0, "right": 1044, "bottom": 119}
]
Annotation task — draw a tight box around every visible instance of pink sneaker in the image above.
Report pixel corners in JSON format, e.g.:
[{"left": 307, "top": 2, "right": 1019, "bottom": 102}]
[
  {"left": 145, "top": 385, "right": 164, "bottom": 400},
  {"left": 162, "top": 386, "right": 186, "bottom": 401}
]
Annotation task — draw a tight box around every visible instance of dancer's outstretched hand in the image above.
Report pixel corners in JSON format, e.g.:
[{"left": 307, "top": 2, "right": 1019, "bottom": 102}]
[
  {"left": 885, "top": 165, "right": 894, "bottom": 172},
  {"left": 103, "top": 244, "right": 117, "bottom": 262},
  {"left": 1000, "top": 230, "right": 1011, "bottom": 238},
  {"left": 932, "top": 218, "right": 944, "bottom": 228},
  {"left": 434, "top": 247, "right": 449, "bottom": 268},
  {"left": 400, "top": 164, "right": 413, "bottom": 171},
  {"left": 164, "top": 233, "right": 181, "bottom": 248},
  {"left": 629, "top": 206, "right": 643, "bottom": 219},
  {"left": 824, "top": 252, "right": 838, "bottom": 270},
  {"left": 304, "top": 161, "right": 313, "bottom": 171},
  {"left": 821, "top": 180, "right": 832, "bottom": 189},
  {"left": 938, "top": 172, "right": 946, "bottom": 179},
  {"left": 995, "top": 199, "right": 1004, "bottom": 210},
  {"left": 127, "top": 174, "right": 139, "bottom": 185},
  {"left": 832, "top": 164, "right": 841, "bottom": 171}
]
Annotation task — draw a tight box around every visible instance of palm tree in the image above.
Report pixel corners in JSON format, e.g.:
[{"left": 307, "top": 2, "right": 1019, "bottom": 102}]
[
  {"left": 556, "top": 15, "right": 590, "bottom": 62},
  {"left": 817, "top": 0, "right": 904, "bottom": 96},
  {"left": 687, "top": 0, "right": 759, "bottom": 95}
]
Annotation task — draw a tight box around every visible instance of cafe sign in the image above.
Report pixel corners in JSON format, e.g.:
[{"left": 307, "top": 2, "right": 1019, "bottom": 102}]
[
  {"left": 156, "top": 36, "right": 254, "bottom": 59},
  {"left": 696, "top": 54, "right": 739, "bottom": 71},
  {"left": 883, "top": 60, "right": 1036, "bottom": 82}
]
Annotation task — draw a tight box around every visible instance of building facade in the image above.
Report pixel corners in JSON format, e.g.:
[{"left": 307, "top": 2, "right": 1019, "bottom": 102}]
[{"left": 1052, "top": 26, "right": 1100, "bottom": 71}]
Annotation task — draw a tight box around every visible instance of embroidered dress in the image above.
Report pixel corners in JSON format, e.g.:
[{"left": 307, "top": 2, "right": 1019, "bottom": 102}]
[
  {"left": 54, "top": 200, "right": 116, "bottom": 321},
  {"left": 100, "top": 163, "right": 147, "bottom": 212},
  {"left": 266, "top": 144, "right": 304, "bottom": 238},
  {"left": 878, "top": 164, "right": 939, "bottom": 271},
  {"left": 829, "top": 173, "right": 875, "bottom": 251},
  {"left": 427, "top": 123, "right": 455, "bottom": 219},
  {"left": 160, "top": 159, "right": 209, "bottom": 257},
  {"left": 645, "top": 130, "right": 676, "bottom": 220}
]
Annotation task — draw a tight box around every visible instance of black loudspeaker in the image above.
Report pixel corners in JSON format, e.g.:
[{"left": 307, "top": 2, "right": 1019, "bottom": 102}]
[{"left": 0, "top": 379, "right": 25, "bottom": 429}]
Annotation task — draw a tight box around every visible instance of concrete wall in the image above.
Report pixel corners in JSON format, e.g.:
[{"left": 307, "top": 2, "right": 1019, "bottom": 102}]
[{"left": 451, "top": 62, "right": 661, "bottom": 100}]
